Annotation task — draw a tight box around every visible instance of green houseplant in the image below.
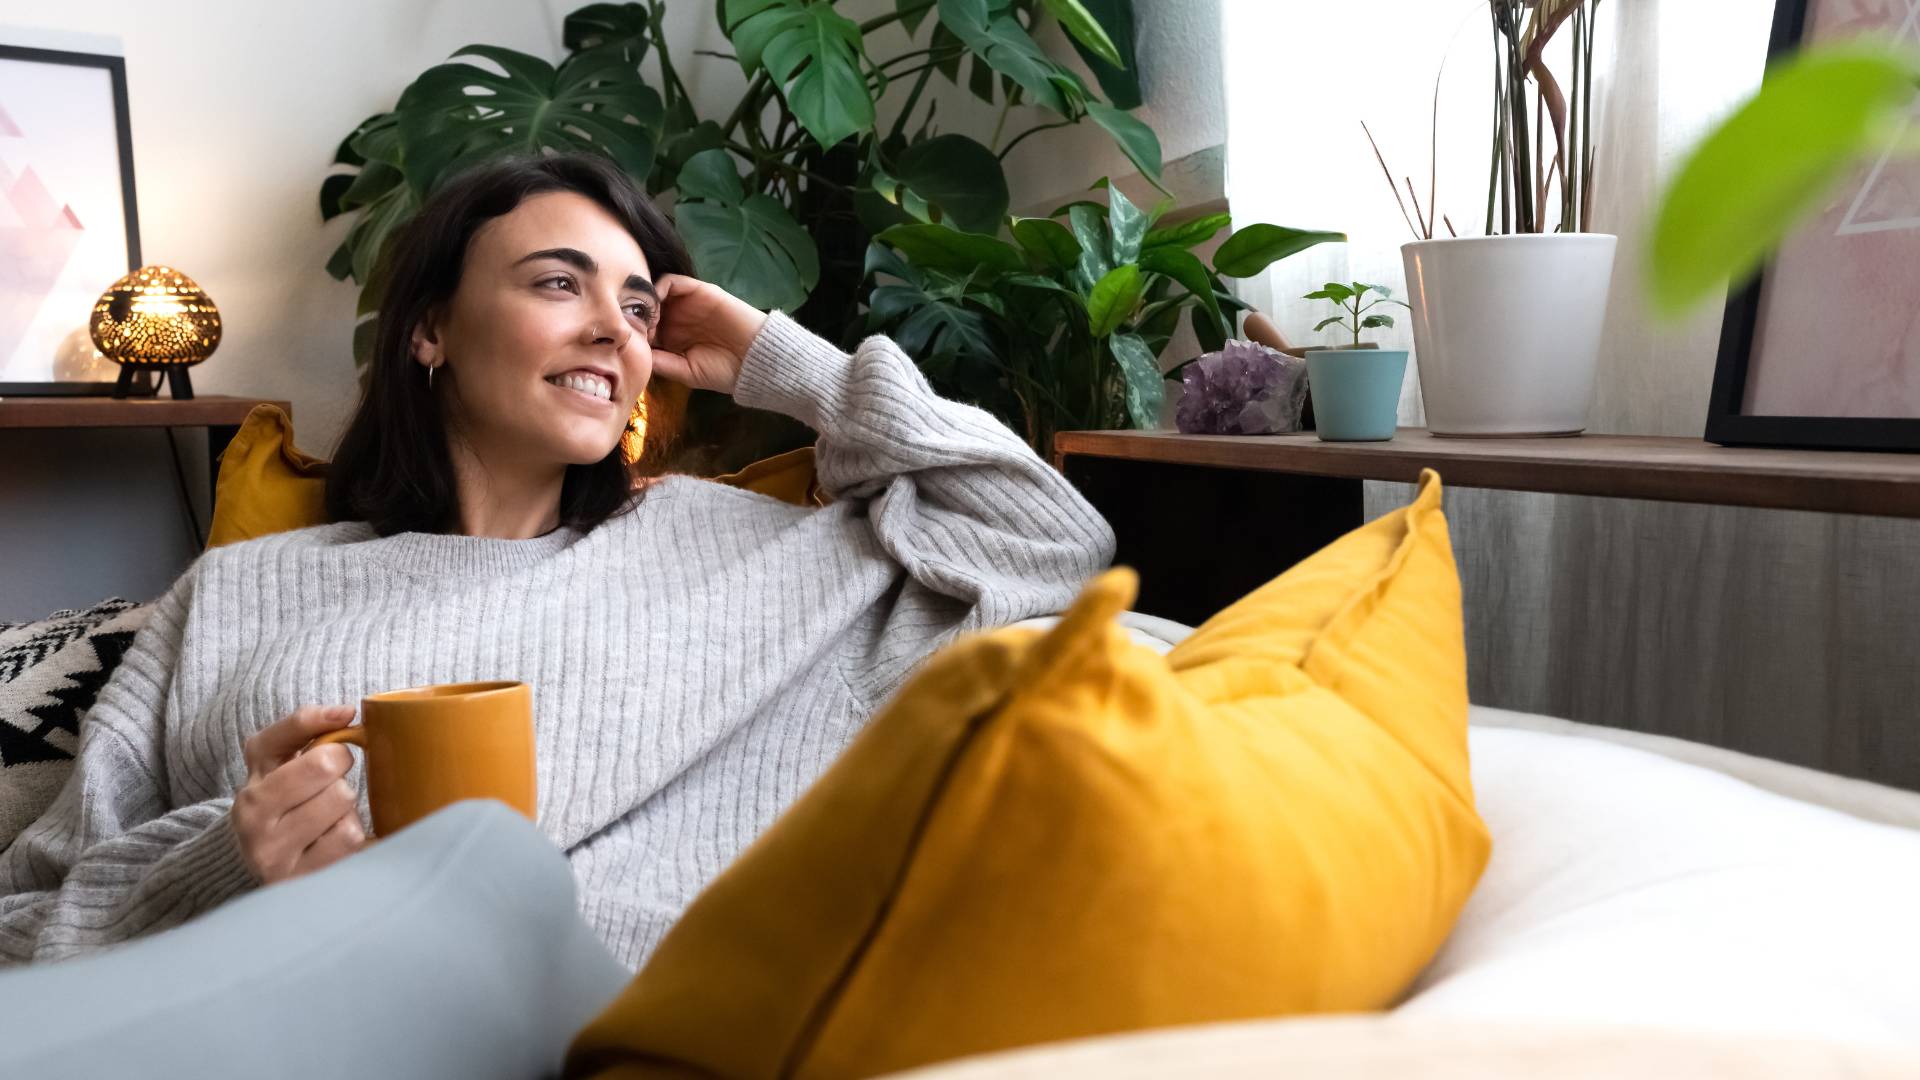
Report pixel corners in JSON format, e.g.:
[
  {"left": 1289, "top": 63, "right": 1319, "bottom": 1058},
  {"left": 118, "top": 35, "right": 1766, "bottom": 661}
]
[
  {"left": 1302, "top": 282, "right": 1409, "bottom": 443},
  {"left": 320, "top": 0, "right": 1160, "bottom": 468},
  {"left": 1307, "top": 281, "right": 1408, "bottom": 350},
  {"left": 863, "top": 181, "right": 1343, "bottom": 454},
  {"left": 321, "top": 0, "right": 1156, "bottom": 358}
]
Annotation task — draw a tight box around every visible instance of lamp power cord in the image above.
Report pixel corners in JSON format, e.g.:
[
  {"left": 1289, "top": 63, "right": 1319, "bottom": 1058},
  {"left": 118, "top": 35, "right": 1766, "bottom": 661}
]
[{"left": 162, "top": 427, "right": 205, "bottom": 549}]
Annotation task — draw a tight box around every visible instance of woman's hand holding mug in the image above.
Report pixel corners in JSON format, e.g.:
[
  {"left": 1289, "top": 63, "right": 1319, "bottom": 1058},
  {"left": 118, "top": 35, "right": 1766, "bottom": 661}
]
[{"left": 232, "top": 704, "right": 367, "bottom": 885}]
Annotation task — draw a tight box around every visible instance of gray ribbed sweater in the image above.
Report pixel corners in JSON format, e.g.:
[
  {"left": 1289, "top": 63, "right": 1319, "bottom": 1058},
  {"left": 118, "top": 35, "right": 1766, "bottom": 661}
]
[{"left": 0, "top": 313, "right": 1115, "bottom": 968}]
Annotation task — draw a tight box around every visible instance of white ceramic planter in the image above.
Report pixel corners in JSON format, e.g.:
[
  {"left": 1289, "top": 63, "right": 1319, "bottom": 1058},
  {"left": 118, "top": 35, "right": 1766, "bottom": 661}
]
[{"left": 1401, "top": 234, "right": 1616, "bottom": 437}]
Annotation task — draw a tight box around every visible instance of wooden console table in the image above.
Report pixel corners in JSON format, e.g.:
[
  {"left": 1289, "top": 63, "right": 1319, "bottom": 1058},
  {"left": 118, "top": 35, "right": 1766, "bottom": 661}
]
[
  {"left": 0, "top": 395, "right": 288, "bottom": 509},
  {"left": 1053, "top": 428, "right": 1920, "bottom": 789},
  {"left": 1055, "top": 428, "right": 1920, "bottom": 519},
  {"left": 1055, "top": 428, "right": 1920, "bottom": 624}
]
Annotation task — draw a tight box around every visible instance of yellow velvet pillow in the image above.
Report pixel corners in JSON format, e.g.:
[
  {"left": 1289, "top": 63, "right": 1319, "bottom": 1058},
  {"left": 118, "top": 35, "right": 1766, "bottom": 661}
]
[
  {"left": 564, "top": 469, "right": 1489, "bottom": 1080},
  {"left": 709, "top": 446, "right": 832, "bottom": 508},
  {"left": 205, "top": 404, "right": 328, "bottom": 549},
  {"left": 204, "top": 405, "right": 827, "bottom": 548}
]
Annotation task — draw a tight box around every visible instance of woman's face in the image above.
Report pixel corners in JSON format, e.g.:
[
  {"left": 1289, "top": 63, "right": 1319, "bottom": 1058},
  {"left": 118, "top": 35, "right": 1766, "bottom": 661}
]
[{"left": 413, "top": 191, "right": 658, "bottom": 468}]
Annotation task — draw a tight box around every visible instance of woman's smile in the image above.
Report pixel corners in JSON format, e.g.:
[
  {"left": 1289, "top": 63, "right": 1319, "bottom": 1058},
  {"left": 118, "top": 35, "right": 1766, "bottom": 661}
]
[{"left": 545, "top": 368, "right": 619, "bottom": 406}]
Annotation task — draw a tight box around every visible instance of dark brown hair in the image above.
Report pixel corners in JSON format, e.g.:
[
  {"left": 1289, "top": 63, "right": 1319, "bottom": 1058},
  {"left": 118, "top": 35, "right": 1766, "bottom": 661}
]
[{"left": 325, "top": 153, "right": 690, "bottom": 536}]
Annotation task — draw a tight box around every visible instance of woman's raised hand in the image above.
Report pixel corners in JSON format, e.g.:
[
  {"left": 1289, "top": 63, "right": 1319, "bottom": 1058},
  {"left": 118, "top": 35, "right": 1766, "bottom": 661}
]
[
  {"left": 646, "top": 274, "right": 769, "bottom": 397},
  {"left": 232, "top": 705, "right": 367, "bottom": 885}
]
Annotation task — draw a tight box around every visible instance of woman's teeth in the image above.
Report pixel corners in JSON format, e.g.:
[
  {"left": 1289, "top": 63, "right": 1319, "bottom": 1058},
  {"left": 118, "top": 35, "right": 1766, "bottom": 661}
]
[{"left": 547, "top": 372, "right": 612, "bottom": 401}]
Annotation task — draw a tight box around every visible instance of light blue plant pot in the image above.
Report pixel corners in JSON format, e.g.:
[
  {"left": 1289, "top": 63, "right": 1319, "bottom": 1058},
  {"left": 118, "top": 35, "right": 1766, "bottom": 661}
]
[{"left": 1306, "top": 349, "right": 1409, "bottom": 442}]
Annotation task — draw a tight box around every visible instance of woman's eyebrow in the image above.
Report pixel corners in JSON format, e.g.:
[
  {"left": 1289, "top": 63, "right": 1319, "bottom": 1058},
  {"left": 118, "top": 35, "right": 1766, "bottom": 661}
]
[{"left": 514, "top": 247, "right": 656, "bottom": 297}]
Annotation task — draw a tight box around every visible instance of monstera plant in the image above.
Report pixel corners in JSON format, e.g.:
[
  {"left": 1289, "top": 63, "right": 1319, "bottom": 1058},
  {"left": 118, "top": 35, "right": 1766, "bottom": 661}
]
[
  {"left": 864, "top": 182, "right": 1344, "bottom": 454},
  {"left": 320, "top": 0, "right": 1154, "bottom": 370}
]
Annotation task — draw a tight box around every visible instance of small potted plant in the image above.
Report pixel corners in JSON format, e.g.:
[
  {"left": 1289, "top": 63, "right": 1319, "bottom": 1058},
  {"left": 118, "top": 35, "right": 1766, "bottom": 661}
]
[{"left": 1303, "top": 282, "right": 1410, "bottom": 442}]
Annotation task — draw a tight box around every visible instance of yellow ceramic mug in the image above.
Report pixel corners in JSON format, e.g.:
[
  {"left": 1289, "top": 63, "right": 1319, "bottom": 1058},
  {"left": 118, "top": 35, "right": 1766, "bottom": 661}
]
[{"left": 311, "top": 680, "right": 538, "bottom": 836}]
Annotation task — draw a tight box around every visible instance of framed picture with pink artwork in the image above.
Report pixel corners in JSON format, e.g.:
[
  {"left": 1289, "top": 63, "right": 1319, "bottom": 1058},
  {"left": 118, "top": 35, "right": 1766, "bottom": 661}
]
[
  {"left": 1708, "top": 0, "right": 1920, "bottom": 452},
  {"left": 0, "top": 42, "right": 145, "bottom": 397}
]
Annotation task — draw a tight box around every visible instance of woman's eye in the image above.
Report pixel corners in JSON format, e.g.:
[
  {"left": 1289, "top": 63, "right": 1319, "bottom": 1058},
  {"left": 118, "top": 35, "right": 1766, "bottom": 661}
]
[
  {"left": 625, "top": 302, "right": 655, "bottom": 323},
  {"left": 538, "top": 276, "right": 577, "bottom": 292}
]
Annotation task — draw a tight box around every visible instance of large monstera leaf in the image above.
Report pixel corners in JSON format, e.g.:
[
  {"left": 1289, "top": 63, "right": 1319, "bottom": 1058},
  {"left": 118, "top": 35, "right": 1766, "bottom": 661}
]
[
  {"left": 724, "top": 0, "right": 874, "bottom": 149},
  {"left": 864, "top": 246, "right": 996, "bottom": 373},
  {"left": 936, "top": 0, "right": 1077, "bottom": 115},
  {"left": 320, "top": 113, "right": 422, "bottom": 367},
  {"left": 1057, "top": 0, "right": 1139, "bottom": 108},
  {"left": 673, "top": 149, "right": 818, "bottom": 311},
  {"left": 321, "top": 113, "right": 415, "bottom": 284},
  {"left": 562, "top": 2, "right": 654, "bottom": 63},
  {"left": 394, "top": 45, "right": 664, "bottom": 198},
  {"left": 318, "top": 43, "right": 665, "bottom": 368},
  {"left": 933, "top": 0, "right": 1161, "bottom": 184},
  {"left": 884, "top": 134, "right": 1010, "bottom": 234}
]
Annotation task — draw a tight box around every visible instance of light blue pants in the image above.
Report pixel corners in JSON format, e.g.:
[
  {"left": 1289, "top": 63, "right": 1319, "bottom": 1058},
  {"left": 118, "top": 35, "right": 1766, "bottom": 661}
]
[{"left": 0, "top": 801, "right": 630, "bottom": 1079}]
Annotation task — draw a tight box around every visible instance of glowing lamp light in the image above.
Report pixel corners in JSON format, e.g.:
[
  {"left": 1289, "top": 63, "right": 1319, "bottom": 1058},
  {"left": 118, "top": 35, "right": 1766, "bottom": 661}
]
[{"left": 89, "top": 265, "right": 222, "bottom": 400}]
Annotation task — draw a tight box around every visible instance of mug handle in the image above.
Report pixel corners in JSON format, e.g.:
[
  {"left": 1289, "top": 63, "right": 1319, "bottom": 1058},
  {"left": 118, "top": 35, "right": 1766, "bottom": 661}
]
[
  {"left": 304, "top": 727, "right": 375, "bottom": 841},
  {"left": 308, "top": 727, "right": 367, "bottom": 752}
]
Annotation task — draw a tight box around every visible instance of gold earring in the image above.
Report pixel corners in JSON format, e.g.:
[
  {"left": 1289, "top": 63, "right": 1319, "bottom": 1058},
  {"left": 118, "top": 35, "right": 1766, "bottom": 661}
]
[{"left": 427, "top": 363, "right": 435, "bottom": 390}]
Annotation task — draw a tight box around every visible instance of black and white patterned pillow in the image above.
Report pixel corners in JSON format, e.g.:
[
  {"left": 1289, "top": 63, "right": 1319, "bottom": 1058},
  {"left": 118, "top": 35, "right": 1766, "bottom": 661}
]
[{"left": 0, "top": 599, "right": 151, "bottom": 848}]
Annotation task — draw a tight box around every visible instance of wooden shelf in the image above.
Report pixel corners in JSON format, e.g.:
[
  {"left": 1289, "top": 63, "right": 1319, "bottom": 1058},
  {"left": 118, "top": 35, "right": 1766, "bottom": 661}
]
[
  {"left": 1053, "top": 429, "right": 1920, "bottom": 519},
  {"left": 0, "top": 395, "right": 287, "bottom": 430}
]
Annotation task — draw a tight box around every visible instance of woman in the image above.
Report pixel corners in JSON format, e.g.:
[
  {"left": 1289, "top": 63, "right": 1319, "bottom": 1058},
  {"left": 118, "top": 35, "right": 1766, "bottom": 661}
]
[{"left": 0, "top": 153, "right": 1115, "bottom": 968}]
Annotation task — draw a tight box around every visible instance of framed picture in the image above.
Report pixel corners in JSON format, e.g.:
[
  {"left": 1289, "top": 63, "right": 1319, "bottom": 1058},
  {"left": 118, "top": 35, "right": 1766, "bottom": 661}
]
[
  {"left": 1707, "top": 0, "right": 1920, "bottom": 452},
  {"left": 0, "top": 42, "right": 143, "bottom": 396}
]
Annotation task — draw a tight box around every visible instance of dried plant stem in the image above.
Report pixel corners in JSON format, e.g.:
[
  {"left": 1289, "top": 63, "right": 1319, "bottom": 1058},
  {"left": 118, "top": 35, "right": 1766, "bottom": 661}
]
[
  {"left": 1429, "top": 63, "right": 1441, "bottom": 241},
  {"left": 1583, "top": 143, "right": 1598, "bottom": 230},
  {"left": 1525, "top": 43, "right": 1570, "bottom": 230},
  {"left": 1492, "top": 0, "right": 1535, "bottom": 232},
  {"left": 1567, "top": 3, "right": 1583, "bottom": 231},
  {"left": 1487, "top": 8, "right": 1508, "bottom": 234},
  {"left": 1485, "top": 69, "right": 1501, "bottom": 233},
  {"left": 1535, "top": 90, "right": 1547, "bottom": 219},
  {"left": 1363, "top": 120, "right": 1425, "bottom": 240},
  {"left": 1582, "top": 0, "right": 1601, "bottom": 230}
]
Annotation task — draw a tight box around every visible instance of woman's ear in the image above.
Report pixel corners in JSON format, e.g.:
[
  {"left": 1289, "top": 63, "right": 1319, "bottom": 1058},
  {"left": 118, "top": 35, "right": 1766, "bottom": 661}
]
[{"left": 410, "top": 312, "right": 443, "bottom": 369}]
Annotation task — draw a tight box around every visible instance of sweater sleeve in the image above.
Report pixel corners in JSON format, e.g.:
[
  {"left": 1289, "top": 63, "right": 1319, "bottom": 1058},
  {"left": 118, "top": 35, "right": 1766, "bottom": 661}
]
[
  {"left": 0, "top": 570, "right": 257, "bottom": 965},
  {"left": 731, "top": 311, "right": 1117, "bottom": 703}
]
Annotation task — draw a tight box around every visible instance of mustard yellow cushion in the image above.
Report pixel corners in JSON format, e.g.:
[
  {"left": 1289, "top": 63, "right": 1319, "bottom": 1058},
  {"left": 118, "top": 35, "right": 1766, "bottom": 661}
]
[
  {"left": 709, "top": 445, "right": 831, "bottom": 508},
  {"left": 205, "top": 406, "right": 827, "bottom": 548},
  {"left": 205, "top": 404, "right": 328, "bottom": 549},
  {"left": 564, "top": 469, "right": 1489, "bottom": 1080}
]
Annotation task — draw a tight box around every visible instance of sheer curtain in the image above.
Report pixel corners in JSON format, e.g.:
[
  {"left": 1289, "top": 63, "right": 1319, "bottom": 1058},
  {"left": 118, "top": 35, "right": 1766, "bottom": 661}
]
[{"left": 1219, "top": 0, "right": 1920, "bottom": 778}]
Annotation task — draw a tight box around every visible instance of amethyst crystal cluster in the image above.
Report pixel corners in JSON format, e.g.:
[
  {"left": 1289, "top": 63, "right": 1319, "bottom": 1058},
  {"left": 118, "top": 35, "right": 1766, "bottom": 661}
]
[{"left": 1173, "top": 340, "right": 1309, "bottom": 435}]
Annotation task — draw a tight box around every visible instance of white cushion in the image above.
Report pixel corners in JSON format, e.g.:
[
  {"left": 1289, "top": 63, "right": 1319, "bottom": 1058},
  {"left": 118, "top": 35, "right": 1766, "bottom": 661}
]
[
  {"left": 1399, "top": 725, "right": 1920, "bottom": 1050},
  {"left": 1004, "top": 611, "right": 1190, "bottom": 655},
  {"left": 1470, "top": 705, "right": 1920, "bottom": 830},
  {"left": 880, "top": 1014, "right": 1920, "bottom": 1079}
]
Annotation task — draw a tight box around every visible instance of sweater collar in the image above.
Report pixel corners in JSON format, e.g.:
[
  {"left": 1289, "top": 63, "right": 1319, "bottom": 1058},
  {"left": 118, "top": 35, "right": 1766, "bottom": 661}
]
[{"left": 349, "top": 520, "right": 585, "bottom": 577}]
